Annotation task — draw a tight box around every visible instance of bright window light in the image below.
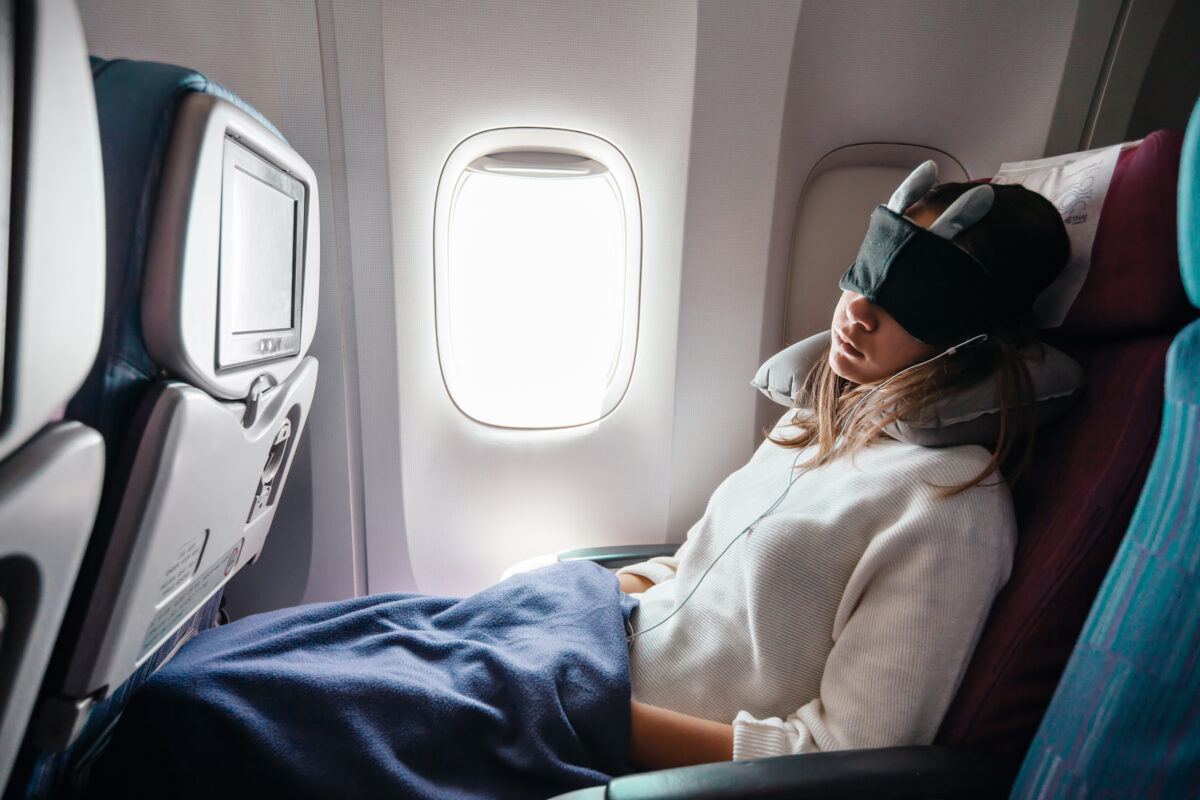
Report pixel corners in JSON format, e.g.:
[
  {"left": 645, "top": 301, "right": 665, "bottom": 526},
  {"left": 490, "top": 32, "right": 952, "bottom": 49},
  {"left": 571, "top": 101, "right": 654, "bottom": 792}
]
[{"left": 434, "top": 129, "right": 641, "bottom": 429}]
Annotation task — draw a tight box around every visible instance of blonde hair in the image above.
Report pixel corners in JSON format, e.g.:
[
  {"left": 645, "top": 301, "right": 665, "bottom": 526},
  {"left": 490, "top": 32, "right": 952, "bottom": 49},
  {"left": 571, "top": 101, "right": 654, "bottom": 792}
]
[{"left": 769, "top": 336, "right": 1038, "bottom": 495}]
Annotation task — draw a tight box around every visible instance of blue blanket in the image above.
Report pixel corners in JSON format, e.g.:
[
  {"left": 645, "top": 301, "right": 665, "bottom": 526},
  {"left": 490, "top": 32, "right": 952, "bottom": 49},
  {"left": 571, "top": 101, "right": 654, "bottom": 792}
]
[{"left": 90, "top": 561, "right": 638, "bottom": 799}]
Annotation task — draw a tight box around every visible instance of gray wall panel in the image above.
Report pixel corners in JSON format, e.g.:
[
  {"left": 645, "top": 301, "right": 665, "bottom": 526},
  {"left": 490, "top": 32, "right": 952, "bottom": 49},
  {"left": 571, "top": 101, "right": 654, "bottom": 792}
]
[
  {"left": 666, "top": 0, "right": 803, "bottom": 542},
  {"left": 1125, "top": 0, "right": 1200, "bottom": 140},
  {"left": 329, "top": 0, "right": 411, "bottom": 594}
]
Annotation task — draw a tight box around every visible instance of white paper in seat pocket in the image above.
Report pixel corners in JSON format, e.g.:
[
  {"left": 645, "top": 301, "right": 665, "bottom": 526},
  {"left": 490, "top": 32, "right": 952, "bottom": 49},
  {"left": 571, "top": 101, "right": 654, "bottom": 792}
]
[{"left": 992, "top": 142, "right": 1127, "bottom": 328}]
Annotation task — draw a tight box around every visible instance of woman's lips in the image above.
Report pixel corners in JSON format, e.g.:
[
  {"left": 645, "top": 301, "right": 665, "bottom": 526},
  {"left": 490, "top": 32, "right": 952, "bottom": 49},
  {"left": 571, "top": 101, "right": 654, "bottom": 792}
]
[{"left": 834, "top": 329, "right": 864, "bottom": 358}]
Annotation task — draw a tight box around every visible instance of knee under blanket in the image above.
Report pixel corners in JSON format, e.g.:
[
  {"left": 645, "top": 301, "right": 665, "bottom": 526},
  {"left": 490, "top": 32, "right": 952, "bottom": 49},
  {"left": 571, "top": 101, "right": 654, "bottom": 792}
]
[{"left": 89, "top": 561, "right": 638, "bottom": 800}]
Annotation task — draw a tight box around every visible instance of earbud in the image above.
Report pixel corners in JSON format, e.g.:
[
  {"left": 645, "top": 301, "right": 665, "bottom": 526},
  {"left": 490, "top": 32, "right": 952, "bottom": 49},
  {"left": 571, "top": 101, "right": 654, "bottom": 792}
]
[{"left": 944, "top": 333, "right": 989, "bottom": 355}]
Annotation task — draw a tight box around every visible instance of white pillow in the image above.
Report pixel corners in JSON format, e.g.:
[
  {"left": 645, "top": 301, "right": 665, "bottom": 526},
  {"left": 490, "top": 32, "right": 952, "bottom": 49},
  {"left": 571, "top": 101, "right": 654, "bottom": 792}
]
[{"left": 751, "top": 332, "right": 1085, "bottom": 447}]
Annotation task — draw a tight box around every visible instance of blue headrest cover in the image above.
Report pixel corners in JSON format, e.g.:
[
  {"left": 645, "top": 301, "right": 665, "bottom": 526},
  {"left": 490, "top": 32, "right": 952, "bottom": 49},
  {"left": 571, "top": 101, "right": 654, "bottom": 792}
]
[
  {"left": 1181, "top": 92, "right": 1200, "bottom": 308},
  {"left": 68, "top": 58, "right": 285, "bottom": 470}
]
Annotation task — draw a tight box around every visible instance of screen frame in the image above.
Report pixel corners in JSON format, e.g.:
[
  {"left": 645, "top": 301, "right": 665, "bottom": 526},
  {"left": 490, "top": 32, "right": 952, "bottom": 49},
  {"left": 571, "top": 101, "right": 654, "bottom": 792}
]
[
  {"left": 0, "top": 4, "right": 16, "bottom": 433},
  {"left": 143, "top": 93, "right": 319, "bottom": 401},
  {"left": 216, "top": 136, "right": 306, "bottom": 370}
]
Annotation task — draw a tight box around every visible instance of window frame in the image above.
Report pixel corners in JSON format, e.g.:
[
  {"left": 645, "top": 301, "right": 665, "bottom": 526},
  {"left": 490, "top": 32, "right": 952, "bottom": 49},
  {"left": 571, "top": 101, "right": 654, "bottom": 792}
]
[{"left": 432, "top": 127, "right": 643, "bottom": 430}]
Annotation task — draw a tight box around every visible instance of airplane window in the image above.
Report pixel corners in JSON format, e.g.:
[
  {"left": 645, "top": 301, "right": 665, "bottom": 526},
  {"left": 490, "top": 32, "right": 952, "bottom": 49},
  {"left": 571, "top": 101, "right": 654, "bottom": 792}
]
[{"left": 434, "top": 128, "right": 641, "bottom": 429}]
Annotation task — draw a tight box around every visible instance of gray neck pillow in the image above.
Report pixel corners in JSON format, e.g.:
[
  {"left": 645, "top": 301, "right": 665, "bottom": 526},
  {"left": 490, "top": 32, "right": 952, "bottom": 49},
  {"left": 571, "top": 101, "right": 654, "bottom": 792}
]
[{"left": 752, "top": 332, "right": 1085, "bottom": 447}]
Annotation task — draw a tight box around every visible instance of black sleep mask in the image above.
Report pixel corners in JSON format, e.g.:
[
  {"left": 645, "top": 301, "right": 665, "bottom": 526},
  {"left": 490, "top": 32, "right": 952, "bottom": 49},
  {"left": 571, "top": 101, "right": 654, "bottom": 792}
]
[{"left": 838, "top": 161, "right": 996, "bottom": 347}]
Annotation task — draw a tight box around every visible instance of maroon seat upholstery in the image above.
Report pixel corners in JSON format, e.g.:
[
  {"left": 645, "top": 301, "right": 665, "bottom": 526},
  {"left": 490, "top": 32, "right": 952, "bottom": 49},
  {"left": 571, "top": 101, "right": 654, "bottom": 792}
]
[{"left": 936, "top": 130, "right": 1198, "bottom": 751}]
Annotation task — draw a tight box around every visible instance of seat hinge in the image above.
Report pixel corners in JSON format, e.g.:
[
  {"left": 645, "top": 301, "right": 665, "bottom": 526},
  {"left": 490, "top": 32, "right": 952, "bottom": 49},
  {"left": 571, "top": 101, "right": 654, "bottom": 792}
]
[
  {"left": 241, "top": 374, "right": 276, "bottom": 428},
  {"left": 31, "top": 693, "right": 100, "bottom": 752}
]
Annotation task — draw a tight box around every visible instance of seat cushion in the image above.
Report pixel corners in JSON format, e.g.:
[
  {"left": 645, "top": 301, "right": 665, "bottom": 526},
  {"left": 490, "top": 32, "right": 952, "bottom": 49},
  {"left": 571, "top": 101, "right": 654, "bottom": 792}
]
[
  {"left": 936, "top": 333, "right": 1172, "bottom": 750},
  {"left": 1010, "top": 318, "right": 1200, "bottom": 796},
  {"left": 1182, "top": 95, "right": 1200, "bottom": 305}
]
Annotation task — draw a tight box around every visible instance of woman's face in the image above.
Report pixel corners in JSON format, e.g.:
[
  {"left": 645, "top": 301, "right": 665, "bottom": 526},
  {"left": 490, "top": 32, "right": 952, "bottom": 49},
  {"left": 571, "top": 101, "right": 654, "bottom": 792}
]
[
  {"left": 827, "top": 292, "right": 938, "bottom": 384},
  {"left": 828, "top": 206, "right": 940, "bottom": 384}
]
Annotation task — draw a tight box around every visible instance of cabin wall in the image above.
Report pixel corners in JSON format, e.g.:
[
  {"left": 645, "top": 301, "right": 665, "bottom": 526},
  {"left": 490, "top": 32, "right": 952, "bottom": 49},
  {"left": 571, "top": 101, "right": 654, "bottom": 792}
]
[
  {"left": 1126, "top": 0, "right": 1200, "bottom": 140},
  {"left": 366, "top": 0, "right": 695, "bottom": 595},
  {"left": 74, "top": 0, "right": 1193, "bottom": 611}
]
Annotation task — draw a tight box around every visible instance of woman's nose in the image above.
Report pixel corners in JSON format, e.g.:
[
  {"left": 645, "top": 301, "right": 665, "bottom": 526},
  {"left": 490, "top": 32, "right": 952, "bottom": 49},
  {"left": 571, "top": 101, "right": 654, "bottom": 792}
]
[{"left": 845, "top": 293, "right": 877, "bottom": 331}]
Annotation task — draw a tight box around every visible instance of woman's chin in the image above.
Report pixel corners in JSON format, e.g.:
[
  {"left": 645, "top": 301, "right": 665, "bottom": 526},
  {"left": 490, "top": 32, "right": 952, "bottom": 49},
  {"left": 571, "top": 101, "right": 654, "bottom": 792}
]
[{"left": 828, "top": 351, "right": 865, "bottom": 384}]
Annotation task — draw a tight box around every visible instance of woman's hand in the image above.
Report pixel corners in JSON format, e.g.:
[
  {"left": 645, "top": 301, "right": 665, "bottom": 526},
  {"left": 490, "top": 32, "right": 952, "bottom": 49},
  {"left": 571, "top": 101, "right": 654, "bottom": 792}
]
[
  {"left": 618, "top": 573, "right": 654, "bottom": 594},
  {"left": 628, "top": 700, "right": 734, "bottom": 770}
]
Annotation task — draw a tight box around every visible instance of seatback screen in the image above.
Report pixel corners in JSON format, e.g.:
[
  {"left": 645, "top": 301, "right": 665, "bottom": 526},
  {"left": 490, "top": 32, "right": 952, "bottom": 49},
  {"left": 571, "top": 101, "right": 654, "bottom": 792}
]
[
  {"left": 227, "top": 167, "right": 296, "bottom": 333},
  {"left": 217, "top": 137, "right": 307, "bottom": 369}
]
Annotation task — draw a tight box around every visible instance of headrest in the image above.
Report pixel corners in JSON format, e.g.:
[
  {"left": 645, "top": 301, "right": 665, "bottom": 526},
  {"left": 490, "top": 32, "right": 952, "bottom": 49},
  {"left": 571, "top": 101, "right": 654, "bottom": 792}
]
[
  {"left": 78, "top": 58, "right": 318, "bottom": 413},
  {"left": 0, "top": 1, "right": 104, "bottom": 462},
  {"left": 1052, "top": 131, "right": 1189, "bottom": 341},
  {"left": 1181, "top": 95, "right": 1200, "bottom": 308},
  {"left": 752, "top": 332, "right": 1085, "bottom": 448}
]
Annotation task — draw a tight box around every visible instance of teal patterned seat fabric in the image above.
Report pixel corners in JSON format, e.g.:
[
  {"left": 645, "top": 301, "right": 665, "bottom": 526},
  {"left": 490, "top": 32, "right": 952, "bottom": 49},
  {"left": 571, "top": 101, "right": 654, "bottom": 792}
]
[{"left": 1010, "top": 94, "right": 1200, "bottom": 798}]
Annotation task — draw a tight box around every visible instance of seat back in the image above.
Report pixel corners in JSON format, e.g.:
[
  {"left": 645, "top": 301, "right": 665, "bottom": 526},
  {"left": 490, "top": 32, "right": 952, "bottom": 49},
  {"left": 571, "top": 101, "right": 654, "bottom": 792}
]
[
  {"left": 1007, "top": 94, "right": 1200, "bottom": 799},
  {"left": 0, "top": 0, "right": 106, "bottom": 793},
  {"left": 936, "top": 131, "right": 1197, "bottom": 751},
  {"left": 19, "top": 56, "right": 320, "bottom": 793}
]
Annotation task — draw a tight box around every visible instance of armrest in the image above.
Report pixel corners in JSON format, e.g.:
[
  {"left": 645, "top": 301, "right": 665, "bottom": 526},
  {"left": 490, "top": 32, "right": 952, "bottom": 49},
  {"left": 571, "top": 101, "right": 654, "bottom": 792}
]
[
  {"left": 548, "top": 746, "right": 1021, "bottom": 800},
  {"left": 556, "top": 544, "right": 678, "bottom": 570}
]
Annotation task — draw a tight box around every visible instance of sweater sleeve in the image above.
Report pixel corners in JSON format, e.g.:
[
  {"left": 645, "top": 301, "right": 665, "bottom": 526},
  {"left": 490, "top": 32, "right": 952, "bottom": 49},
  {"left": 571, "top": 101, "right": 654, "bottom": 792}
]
[
  {"left": 731, "top": 484, "right": 1015, "bottom": 759},
  {"left": 616, "top": 526, "right": 701, "bottom": 586},
  {"left": 616, "top": 555, "right": 681, "bottom": 586}
]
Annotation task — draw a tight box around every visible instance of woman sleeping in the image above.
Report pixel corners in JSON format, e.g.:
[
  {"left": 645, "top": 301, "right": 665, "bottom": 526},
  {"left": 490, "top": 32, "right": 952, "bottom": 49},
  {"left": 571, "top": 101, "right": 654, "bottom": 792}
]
[{"left": 89, "top": 162, "right": 1071, "bottom": 799}]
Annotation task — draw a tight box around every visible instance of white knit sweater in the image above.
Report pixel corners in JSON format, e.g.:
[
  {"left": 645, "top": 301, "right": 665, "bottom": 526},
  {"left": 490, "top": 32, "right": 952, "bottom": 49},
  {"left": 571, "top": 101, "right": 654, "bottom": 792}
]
[{"left": 619, "top": 419, "right": 1015, "bottom": 761}]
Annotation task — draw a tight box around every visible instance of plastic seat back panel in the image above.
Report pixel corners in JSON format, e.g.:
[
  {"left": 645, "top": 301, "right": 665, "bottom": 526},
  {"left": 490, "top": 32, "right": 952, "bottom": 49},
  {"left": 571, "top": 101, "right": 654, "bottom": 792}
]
[
  {"left": 60, "top": 359, "right": 317, "bottom": 703},
  {"left": 0, "top": 426, "right": 103, "bottom": 791}
]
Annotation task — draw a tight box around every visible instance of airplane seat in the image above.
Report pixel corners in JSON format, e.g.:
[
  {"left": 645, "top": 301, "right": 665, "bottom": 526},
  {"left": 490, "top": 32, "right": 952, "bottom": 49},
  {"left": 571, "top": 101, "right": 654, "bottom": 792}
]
[
  {"left": 550, "top": 129, "right": 1198, "bottom": 799},
  {"left": 935, "top": 129, "right": 1195, "bottom": 755},
  {"left": 0, "top": 0, "right": 106, "bottom": 795},
  {"left": 1007, "top": 92, "right": 1200, "bottom": 798},
  {"left": 12, "top": 56, "right": 320, "bottom": 798}
]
